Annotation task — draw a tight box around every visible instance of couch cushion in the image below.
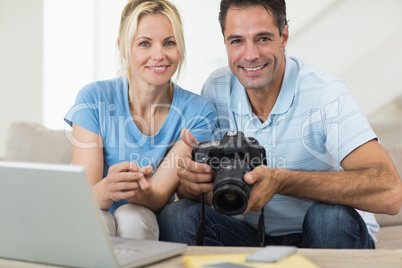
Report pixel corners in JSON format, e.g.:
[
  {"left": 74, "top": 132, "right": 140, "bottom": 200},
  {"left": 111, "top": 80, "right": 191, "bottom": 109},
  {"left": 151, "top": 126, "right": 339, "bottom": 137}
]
[
  {"left": 375, "top": 211, "right": 402, "bottom": 227},
  {"left": 385, "top": 145, "right": 402, "bottom": 178},
  {"left": 375, "top": 225, "right": 402, "bottom": 249},
  {"left": 374, "top": 146, "right": 402, "bottom": 227},
  {"left": 4, "top": 121, "right": 72, "bottom": 164}
]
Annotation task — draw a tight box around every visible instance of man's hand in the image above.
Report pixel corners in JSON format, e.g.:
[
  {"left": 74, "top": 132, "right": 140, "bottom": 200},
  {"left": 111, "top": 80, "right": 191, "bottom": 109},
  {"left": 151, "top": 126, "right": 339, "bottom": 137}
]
[
  {"left": 242, "top": 165, "right": 281, "bottom": 214},
  {"left": 177, "top": 129, "right": 215, "bottom": 202}
]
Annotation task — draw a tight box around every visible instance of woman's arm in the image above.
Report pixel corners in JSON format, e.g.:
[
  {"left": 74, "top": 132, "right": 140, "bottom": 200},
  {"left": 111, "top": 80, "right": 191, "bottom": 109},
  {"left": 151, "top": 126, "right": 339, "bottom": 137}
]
[
  {"left": 72, "top": 123, "right": 141, "bottom": 210},
  {"left": 126, "top": 139, "right": 191, "bottom": 212}
]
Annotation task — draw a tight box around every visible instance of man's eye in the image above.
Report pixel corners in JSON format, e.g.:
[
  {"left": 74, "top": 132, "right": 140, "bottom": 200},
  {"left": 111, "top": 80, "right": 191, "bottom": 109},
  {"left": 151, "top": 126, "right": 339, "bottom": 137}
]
[
  {"left": 231, "top": 39, "right": 241, "bottom": 45},
  {"left": 259, "top": 37, "right": 271, "bottom": 42}
]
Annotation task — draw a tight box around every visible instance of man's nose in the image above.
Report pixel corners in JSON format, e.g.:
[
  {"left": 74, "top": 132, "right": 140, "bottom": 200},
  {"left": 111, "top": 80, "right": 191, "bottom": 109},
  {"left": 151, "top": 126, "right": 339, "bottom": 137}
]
[{"left": 244, "top": 42, "right": 259, "bottom": 62}]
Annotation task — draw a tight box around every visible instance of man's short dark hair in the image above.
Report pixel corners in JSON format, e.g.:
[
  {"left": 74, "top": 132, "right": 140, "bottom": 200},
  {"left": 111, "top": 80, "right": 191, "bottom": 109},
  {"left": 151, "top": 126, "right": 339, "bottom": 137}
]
[{"left": 219, "top": 0, "right": 288, "bottom": 36}]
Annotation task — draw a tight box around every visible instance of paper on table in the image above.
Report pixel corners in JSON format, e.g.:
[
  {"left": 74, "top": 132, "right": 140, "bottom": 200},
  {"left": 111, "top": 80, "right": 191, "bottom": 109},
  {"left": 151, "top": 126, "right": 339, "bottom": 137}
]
[{"left": 183, "top": 253, "right": 320, "bottom": 268}]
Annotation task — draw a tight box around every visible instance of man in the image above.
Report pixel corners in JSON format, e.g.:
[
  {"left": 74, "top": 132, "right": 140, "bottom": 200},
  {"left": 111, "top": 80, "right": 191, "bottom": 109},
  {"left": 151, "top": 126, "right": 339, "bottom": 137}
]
[{"left": 157, "top": 0, "right": 402, "bottom": 248}]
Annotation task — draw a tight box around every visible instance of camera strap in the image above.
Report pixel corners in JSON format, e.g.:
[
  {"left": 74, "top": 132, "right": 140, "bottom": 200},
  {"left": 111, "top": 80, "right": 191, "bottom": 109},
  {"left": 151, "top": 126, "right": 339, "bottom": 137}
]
[
  {"left": 195, "top": 193, "right": 206, "bottom": 245},
  {"left": 258, "top": 209, "right": 265, "bottom": 246},
  {"left": 194, "top": 193, "right": 266, "bottom": 247}
]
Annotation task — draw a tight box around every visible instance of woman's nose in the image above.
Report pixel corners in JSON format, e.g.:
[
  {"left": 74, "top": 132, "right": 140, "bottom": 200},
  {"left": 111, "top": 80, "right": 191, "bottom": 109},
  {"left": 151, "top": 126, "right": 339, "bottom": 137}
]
[{"left": 151, "top": 45, "right": 166, "bottom": 61}]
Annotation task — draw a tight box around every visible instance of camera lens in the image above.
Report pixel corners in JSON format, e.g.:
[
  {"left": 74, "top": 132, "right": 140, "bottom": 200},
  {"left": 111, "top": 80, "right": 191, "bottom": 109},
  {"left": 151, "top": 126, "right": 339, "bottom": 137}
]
[
  {"left": 212, "top": 168, "right": 250, "bottom": 215},
  {"left": 224, "top": 192, "right": 237, "bottom": 202},
  {"left": 214, "top": 183, "right": 249, "bottom": 215}
]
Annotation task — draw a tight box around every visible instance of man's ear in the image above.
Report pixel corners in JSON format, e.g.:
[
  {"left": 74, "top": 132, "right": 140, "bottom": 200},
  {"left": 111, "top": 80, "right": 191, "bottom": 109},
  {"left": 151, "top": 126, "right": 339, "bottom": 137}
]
[{"left": 281, "top": 25, "right": 289, "bottom": 50}]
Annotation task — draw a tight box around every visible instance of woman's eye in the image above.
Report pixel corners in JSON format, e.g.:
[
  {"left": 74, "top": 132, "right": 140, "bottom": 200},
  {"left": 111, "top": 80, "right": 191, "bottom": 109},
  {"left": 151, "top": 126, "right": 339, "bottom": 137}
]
[
  {"left": 139, "top": 42, "right": 150, "bottom": 47},
  {"left": 165, "top": 41, "right": 176, "bottom": 47}
]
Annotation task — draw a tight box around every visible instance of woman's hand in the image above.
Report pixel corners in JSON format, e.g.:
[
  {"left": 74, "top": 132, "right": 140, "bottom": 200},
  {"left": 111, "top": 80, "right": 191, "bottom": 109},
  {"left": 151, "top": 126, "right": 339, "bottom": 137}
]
[
  {"left": 93, "top": 162, "right": 153, "bottom": 209},
  {"left": 126, "top": 165, "right": 154, "bottom": 203}
]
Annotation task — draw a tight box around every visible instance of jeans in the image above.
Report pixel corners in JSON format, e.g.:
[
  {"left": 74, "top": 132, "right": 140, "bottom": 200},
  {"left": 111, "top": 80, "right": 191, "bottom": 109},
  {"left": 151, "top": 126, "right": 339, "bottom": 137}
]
[{"left": 157, "top": 199, "right": 375, "bottom": 248}]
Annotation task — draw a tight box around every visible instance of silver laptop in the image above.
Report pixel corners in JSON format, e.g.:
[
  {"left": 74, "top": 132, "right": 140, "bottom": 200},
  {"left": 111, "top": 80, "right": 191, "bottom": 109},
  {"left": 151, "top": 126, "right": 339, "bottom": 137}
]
[{"left": 0, "top": 161, "right": 186, "bottom": 268}]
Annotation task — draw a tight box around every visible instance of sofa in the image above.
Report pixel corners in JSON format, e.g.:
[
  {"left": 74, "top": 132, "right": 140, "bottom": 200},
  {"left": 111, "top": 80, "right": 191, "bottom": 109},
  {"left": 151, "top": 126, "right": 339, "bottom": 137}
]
[
  {"left": 2, "top": 121, "right": 402, "bottom": 249},
  {"left": 373, "top": 146, "right": 402, "bottom": 249},
  {"left": 2, "top": 121, "right": 72, "bottom": 164}
]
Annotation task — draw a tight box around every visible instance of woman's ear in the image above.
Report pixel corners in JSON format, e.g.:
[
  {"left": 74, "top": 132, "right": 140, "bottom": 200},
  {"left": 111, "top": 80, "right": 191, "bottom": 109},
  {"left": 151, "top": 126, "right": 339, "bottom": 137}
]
[{"left": 117, "top": 38, "right": 121, "bottom": 50}]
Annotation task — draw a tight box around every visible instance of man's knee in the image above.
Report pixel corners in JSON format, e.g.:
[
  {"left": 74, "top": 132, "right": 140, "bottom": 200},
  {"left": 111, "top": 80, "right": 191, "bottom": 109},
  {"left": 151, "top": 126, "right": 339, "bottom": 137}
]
[
  {"left": 158, "top": 199, "right": 200, "bottom": 224},
  {"left": 304, "top": 202, "right": 356, "bottom": 229},
  {"left": 302, "top": 203, "right": 371, "bottom": 248},
  {"left": 157, "top": 199, "right": 201, "bottom": 244}
]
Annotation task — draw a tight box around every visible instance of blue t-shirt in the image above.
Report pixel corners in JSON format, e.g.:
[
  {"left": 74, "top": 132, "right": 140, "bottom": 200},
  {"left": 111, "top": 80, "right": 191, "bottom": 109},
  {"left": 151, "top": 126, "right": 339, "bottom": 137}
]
[
  {"left": 201, "top": 54, "right": 379, "bottom": 241},
  {"left": 65, "top": 78, "right": 216, "bottom": 213}
]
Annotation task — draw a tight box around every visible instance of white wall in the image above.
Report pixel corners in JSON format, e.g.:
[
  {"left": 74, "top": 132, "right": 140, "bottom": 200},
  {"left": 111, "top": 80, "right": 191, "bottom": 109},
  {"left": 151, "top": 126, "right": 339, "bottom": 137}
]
[
  {"left": 286, "top": 0, "right": 402, "bottom": 117},
  {"left": 1, "top": 0, "right": 402, "bottom": 156},
  {"left": 42, "top": 0, "right": 226, "bottom": 131},
  {"left": 0, "top": 0, "right": 43, "bottom": 156},
  {"left": 285, "top": 0, "right": 402, "bottom": 146},
  {"left": 43, "top": 0, "right": 96, "bottom": 130}
]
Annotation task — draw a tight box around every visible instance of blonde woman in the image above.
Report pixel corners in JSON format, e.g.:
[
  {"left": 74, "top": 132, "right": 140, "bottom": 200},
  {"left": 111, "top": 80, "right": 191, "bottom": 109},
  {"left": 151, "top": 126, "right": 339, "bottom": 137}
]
[{"left": 65, "top": 0, "right": 216, "bottom": 240}]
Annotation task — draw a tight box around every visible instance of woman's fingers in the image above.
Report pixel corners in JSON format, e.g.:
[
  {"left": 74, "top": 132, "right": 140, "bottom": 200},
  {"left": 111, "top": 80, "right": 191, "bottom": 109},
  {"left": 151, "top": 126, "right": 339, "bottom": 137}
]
[
  {"left": 139, "top": 165, "right": 153, "bottom": 178},
  {"left": 109, "top": 189, "right": 137, "bottom": 201},
  {"left": 108, "top": 161, "right": 139, "bottom": 175},
  {"left": 137, "top": 177, "right": 151, "bottom": 193},
  {"left": 105, "top": 163, "right": 155, "bottom": 201}
]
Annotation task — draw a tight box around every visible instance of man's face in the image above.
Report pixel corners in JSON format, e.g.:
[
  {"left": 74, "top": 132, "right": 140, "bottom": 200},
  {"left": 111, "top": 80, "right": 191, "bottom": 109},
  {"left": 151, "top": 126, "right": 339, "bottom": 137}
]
[{"left": 224, "top": 5, "right": 288, "bottom": 91}]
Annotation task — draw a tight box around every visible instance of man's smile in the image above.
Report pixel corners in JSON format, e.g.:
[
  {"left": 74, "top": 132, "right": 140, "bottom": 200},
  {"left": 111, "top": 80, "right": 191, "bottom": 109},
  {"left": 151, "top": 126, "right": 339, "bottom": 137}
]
[
  {"left": 240, "top": 64, "right": 267, "bottom": 74},
  {"left": 241, "top": 64, "right": 267, "bottom": 71}
]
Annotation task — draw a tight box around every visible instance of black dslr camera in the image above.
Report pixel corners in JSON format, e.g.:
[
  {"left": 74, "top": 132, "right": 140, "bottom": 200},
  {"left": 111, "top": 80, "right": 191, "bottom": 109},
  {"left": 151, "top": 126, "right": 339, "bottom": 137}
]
[{"left": 192, "top": 131, "right": 266, "bottom": 215}]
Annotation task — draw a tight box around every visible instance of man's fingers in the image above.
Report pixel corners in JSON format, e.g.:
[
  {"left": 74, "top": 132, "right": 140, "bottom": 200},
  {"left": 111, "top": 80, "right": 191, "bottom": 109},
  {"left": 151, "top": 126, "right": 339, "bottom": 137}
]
[
  {"left": 178, "top": 152, "right": 211, "bottom": 173},
  {"left": 244, "top": 165, "right": 267, "bottom": 184},
  {"left": 178, "top": 180, "right": 213, "bottom": 196},
  {"left": 178, "top": 167, "right": 214, "bottom": 183},
  {"left": 180, "top": 129, "right": 199, "bottom": 149}
]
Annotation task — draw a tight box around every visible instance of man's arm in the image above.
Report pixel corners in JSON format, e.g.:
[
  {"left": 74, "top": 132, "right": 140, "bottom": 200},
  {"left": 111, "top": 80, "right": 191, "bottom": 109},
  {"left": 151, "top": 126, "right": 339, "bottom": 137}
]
[{"left": 244, "top": 139, "right": 402, "bottom": 215}]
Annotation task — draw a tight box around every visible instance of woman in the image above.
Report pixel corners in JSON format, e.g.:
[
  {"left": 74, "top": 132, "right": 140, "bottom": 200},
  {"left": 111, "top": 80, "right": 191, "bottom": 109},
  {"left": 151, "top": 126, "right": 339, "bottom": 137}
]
[{"left": 64, "top": 0, "right": 216, "bottom": 240}]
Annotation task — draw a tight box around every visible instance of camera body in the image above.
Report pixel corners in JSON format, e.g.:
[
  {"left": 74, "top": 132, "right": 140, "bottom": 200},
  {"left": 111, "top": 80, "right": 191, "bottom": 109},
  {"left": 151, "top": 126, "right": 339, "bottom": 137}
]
[{"left": 192, "top": 131, "right": 266, "bottom": 215}]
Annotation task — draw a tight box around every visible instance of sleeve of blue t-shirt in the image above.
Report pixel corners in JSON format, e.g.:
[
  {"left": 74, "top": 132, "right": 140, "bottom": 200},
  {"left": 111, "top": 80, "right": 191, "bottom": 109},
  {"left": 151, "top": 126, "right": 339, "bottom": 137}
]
[
  {"left": 64, "top": 82, "right": 102, "bottom": 135},
  {"left": 186, "top": 101, "right": 217, "bottom": 143}
]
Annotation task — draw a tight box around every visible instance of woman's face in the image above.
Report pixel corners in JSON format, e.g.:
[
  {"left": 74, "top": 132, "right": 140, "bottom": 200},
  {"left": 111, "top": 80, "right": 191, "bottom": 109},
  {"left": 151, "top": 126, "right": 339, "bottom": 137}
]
[{"left": 130, "top": 13, "right": 180, "bottom": 88}]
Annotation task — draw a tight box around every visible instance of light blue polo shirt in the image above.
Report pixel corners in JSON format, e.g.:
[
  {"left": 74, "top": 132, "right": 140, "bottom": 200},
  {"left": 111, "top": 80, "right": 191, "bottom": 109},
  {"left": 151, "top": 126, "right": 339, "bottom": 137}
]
[{"left": 201, "top": 54, "right": 379, "bottom": 241}]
